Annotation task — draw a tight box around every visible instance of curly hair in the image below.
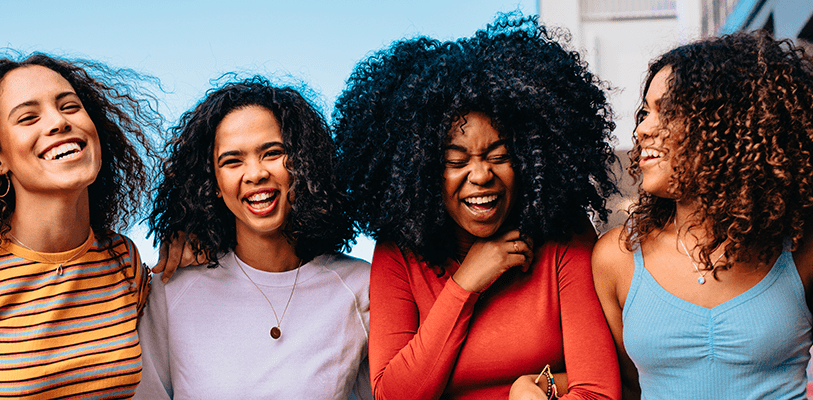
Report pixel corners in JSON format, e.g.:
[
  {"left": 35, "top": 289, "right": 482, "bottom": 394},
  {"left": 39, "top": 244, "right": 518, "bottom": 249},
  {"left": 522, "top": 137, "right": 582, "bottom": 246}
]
[
  {"left": 624, "top": 31, "right": 813, "bottom": 271},
  {"left": 149, "top": 76, "right": 354, "bottom": 264},
  {"left": 333, "top": 14, "right": 618, "bottom": 267},
  {"left": 0, "top": 53, "right": 160, "bottom": 242}
]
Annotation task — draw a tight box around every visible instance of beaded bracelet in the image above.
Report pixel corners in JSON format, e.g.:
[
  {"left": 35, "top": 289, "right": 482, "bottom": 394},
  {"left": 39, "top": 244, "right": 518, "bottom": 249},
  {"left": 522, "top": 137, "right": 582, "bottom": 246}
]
[{"left": 534, "top": 364, "right": 559, "bottom": 399}]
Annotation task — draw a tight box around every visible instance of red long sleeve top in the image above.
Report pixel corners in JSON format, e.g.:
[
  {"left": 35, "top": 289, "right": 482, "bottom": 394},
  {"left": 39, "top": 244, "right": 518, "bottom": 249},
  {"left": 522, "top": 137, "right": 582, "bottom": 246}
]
[{"left": 368, "top": 233, "right": 620, "bottom": 400}]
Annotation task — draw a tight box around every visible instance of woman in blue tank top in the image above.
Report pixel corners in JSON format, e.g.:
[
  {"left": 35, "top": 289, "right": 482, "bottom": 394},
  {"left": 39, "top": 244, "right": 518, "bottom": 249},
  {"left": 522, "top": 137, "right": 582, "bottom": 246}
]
[{"left": 592, "top": 32, "right": 813, "bottom": 399}]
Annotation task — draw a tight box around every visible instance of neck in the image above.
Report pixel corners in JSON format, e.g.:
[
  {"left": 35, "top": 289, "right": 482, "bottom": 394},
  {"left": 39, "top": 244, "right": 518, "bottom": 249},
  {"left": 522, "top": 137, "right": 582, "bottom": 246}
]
[
  {"left": 453, "top": 225, "right": 477, "bottom": 262},
  {"left": 234, "top": 228, "right": 300, "bottom": 272},
  {"left": 673, "top": 200, "right": 695, "bottom": 227},
  {"left": 7, "top": 189, "right": 91, "bottom": 252},
  {"left": 673, "top": 199, "right": 704, "bottom": 237},
  {"left": 672, "top": 198, "right": 728, "bottom": 262}
]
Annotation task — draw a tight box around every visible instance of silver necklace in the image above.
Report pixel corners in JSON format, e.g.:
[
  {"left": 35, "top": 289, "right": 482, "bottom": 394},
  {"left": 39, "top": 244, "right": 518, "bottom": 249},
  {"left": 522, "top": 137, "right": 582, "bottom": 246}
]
[
  {"left": 674, "top": 219, "right": 725, "bottom": 284},
  {"left": 6, "top": 232, "right": 88, "bottom": 275},
  {"left": 234, "top": 252, "right": 301, "bottom": 339}
]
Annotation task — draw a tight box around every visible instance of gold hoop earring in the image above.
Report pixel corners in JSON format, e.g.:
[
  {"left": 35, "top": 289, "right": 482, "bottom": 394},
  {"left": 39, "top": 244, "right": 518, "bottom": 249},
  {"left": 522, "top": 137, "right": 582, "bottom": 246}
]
[{"left": 0, "top": 174, "right": 10, "bottom": 198}]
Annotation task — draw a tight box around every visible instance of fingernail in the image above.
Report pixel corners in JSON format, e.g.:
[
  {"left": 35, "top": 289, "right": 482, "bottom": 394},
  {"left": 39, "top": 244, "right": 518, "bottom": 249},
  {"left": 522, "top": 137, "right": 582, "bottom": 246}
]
[{"left": 162, "top": 276, "right": 169, "bottom": 284}]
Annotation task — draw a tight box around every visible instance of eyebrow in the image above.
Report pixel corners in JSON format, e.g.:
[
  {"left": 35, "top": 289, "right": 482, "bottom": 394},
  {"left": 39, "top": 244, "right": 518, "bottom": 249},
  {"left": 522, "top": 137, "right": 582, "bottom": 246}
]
[
  {"left": 216, "top": 141, "right": 284, "bottom": 163},
  {"left": 444, "top": 139, "right": 508, "bottom": 156},
  {"left": 7, "top": 91, "right": 78, "bottom": 121},
  {"left": 643, "top": 97, "right": 662, "bottom": 110}
]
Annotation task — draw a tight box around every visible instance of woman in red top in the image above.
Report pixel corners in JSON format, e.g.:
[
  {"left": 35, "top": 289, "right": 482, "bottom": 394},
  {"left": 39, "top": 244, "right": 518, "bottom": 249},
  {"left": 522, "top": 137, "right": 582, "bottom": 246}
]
[{"left": 332, "top": 14, "right": 621, "bottom": 400}]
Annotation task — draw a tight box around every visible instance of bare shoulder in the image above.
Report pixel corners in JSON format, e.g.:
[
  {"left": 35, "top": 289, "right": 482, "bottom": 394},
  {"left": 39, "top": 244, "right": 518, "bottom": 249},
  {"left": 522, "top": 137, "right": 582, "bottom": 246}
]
[{"left": 592, "top": 226, "right": 634, "bottom": 278}]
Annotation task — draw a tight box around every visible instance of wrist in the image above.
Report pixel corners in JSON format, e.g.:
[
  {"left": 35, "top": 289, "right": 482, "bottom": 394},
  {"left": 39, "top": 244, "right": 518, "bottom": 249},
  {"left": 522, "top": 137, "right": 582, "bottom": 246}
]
[{"left": 534, "top": 365, "right": 559, "bottom": 399}]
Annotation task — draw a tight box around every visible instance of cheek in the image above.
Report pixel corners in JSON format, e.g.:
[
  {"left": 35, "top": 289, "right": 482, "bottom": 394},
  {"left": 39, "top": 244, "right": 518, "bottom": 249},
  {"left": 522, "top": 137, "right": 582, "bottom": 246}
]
[{"left": 213, "top": 169, "right": 232, "bottom": 197}]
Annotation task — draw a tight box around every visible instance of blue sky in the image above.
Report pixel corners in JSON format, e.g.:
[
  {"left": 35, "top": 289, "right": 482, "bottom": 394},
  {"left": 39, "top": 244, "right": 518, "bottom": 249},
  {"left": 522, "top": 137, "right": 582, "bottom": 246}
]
[{"left": 1, "top": 0, "right": 537, "bottom": 263}]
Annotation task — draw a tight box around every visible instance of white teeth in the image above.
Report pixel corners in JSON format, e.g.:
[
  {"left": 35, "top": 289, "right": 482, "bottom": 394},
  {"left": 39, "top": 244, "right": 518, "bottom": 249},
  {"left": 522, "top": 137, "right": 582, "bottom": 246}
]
[
  {"left": 42, "top": 142, "right": 81, "bottom": 161},
  {"left": 246, "top": 192, "right": 275, "bottom": 202},
  {"left": 464, "top": 195, "right": 498, "bottom": 205},
  {"left": 641, "top": 148, "right": 665, "bottom": 159}
]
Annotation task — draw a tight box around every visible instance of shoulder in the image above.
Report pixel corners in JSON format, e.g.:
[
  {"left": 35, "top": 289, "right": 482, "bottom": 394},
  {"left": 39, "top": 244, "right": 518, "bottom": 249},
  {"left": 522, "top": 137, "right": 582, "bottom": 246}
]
[
  {"left": 593, "top": 227, "right": 633, "bottom": 266},
  {"left": 592, "top": 226, "right": 636, "bottom": 284},
  {"left": 315, "top": 253, "right": 370, "bottom": 283},
  {"left": 156, "top": 262, "right": 220, "bottom": 306},
  {"left": 94, "top": 230, "right": 135, "bottom": 253}
]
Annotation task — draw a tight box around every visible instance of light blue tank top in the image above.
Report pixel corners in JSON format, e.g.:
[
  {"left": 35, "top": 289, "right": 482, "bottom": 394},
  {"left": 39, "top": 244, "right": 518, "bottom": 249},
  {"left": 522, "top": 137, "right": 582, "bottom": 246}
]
[{"left": 623, "top": 247, "right": 812, "bottom": 399}]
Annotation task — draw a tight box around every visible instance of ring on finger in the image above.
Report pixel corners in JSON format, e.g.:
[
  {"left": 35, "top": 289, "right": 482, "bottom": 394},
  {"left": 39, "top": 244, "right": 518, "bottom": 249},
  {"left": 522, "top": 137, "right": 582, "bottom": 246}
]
[{"left": 513, "top": 241, "right": 519, "bottom": 253}]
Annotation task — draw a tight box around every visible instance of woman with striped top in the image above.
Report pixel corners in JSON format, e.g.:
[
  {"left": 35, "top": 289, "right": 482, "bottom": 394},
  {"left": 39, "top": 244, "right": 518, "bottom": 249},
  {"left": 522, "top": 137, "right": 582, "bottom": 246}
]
[{"left": 0, "top": 53, "right": 156, "bottom": 398}]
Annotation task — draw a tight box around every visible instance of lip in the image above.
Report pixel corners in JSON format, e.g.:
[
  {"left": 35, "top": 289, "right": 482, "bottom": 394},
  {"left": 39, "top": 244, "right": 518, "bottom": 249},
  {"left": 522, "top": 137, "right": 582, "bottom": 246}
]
[
  {"left": 639, "top": 146, "right": 667, "bottom": 168},
  {"left": 241, "top": 188, "right": 280, "bottom": 216},
  {"left": 38, "top": 138, "right": 86, "bottom": 161},
  {"left": 460, "top": 192, "right": 502, "bottom": 219}
]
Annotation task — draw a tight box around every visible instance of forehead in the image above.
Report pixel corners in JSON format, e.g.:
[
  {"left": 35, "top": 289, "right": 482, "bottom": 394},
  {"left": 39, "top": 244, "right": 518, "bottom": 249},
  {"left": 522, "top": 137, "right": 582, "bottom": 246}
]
[
  {"left": 214, "top": 105, "right": 283, "bottom": 148},
  {"left": 446, "top": 112, "right": 502, "bottom": 149},
  {"left": 645, "top": 66, "right": 672, "bottom": 103},
  {"left": 0, "top": 65, "right": 74, "bottom": 108}
]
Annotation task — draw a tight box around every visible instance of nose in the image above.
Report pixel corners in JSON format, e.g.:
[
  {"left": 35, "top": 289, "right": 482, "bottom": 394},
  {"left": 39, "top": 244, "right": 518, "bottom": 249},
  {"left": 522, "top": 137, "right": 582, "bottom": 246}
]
[
  {"left": 636, "top": 113, "right": 656, "bottom": 142},
  {"left": 46, "top": 110, "right": 71, "bottom": 135},
  {"left": 467, "top": 159, "right": 493, "bottom": 186},
  {"left": 244, "top": 159, "right": 270, "bottom": 184}
]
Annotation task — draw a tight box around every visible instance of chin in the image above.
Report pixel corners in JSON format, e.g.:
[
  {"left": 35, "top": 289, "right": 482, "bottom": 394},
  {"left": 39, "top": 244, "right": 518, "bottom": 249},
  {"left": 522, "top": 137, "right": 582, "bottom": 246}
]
[{"left": 462, "top": 223, "right": 502, "bottom": 239}]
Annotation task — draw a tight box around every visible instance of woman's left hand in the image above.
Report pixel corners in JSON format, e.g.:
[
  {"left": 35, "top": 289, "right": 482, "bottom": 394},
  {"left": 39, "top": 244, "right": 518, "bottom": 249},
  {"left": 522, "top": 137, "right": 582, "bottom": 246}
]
[{"left": 509, "top": 374, "right": 548, "bottom": 400}]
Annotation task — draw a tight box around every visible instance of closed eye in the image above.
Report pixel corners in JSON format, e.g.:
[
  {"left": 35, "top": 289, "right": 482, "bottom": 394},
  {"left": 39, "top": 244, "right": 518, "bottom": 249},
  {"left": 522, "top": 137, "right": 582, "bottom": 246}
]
[
  {"left": 61, "top": 103, "right": 82, "bottom": 113},
  {"left": 17, "top": 114, "right": 38, "bottom": 124},
  {"left": 219, "top": 158, "right": 241, "bottom": 167},
  {"left": 263, "top": 149, "right": 285, "bottom": 159},
  {"left": 444, "top": 158, "right": 468, "bottom": 168},
  {"left": 487, "top": 154, "right": 511, "bottom": 163}
]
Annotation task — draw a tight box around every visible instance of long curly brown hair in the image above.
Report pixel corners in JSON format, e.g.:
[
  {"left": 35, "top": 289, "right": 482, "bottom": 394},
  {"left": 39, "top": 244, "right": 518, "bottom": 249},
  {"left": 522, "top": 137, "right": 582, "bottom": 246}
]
[
  {"left": 0, "top": 53, "right": 161, "bottom": 242},
  {"left": 624, "top": 31, "right": 813, "bottom": 271}
]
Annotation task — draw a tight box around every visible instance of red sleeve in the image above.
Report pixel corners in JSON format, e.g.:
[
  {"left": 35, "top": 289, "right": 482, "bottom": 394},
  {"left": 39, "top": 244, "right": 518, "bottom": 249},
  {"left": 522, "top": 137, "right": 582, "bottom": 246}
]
[
  {"left": 557, "top": 231, "right": 621, "bottom": 399},
  {"left": 369, "top": 242, "right": 479, "bottom": 400}
]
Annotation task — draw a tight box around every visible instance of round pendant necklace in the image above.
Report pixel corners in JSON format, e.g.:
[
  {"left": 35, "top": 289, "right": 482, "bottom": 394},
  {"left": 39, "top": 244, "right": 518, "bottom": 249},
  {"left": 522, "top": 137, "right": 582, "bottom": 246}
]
[
  {"left": 674, "top": 219, "right": 725, "bottom": 284},
  {"left": 6, "top": 232, "right": 89, "bottom": 276},
  {"left": 234, "top": 253, "right": 301, "bottom": 339}
]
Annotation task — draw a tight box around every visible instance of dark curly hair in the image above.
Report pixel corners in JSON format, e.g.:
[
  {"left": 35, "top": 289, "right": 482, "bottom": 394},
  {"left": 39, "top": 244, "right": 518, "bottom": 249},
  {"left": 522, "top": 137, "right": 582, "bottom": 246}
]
[
  {"left": 333, "top": 14, "right": 618, "bottom": 266},
  {"left": 0, "top": 53, "right": 160, "bottom": 241},
  {"left": 624, "top": 31, "right": 813, "bottom": 271},
  {"left": 149, "top": 76, "right": 354, "bottom": 264}
]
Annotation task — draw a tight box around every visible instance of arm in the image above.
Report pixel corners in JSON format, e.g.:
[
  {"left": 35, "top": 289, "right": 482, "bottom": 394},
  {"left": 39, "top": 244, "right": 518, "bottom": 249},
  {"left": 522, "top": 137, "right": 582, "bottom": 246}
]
[
  {"left": 556, "top": 228, "right": 621, "bottom": 399},
  {"left": 591, "top": 228, "right": 640, "bottom": 400},
  {"left": 368, "top": 243, "right": 479, "bottom": 400},
  {"left": 133, "top": 273, "right": 173, "bottom": 400}
]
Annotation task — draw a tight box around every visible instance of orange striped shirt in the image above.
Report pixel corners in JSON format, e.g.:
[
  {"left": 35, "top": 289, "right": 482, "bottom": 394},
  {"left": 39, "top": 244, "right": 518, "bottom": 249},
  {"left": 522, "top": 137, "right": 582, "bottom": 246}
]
[{"left": 0, "top": 230, "right": 149, "bottom": 399}]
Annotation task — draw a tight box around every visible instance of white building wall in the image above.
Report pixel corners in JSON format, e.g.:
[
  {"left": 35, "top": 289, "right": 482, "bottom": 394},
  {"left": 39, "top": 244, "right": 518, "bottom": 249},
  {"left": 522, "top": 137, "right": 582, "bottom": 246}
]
[{"left": 538, "top": 0, "right": 704, "bottom": 151}]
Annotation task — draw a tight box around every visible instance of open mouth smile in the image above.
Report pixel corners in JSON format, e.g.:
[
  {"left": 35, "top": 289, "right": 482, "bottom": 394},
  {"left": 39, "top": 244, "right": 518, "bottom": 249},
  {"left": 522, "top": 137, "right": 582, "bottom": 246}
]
[
  {"left": 243, "top": 190, "right": 280, "bottom": 215},
  {"left": 462, "top": 194, "right": 499, "bottom": 213},
  {"left": 40, "top": 141, "right": 85, "bottom": 161},
  {"left": 640, "top": 147, "right": 666, "bottom": 165}
]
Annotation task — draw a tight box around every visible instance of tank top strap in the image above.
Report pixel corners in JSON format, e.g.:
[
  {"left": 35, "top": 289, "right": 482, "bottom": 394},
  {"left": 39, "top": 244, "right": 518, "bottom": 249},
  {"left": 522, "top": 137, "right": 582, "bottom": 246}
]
[{"left": 622, "top": 247, "right": 646, "bottom": 320}]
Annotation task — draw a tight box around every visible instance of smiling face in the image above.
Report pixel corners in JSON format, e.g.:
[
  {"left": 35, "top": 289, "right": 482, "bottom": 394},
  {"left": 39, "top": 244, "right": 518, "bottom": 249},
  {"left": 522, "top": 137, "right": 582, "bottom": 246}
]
[
  {"left": 0, "top": 65, "right": 101, "bottom": 197},
  {"left": 636, "top": 66, "right": 677, "bottom": 198},
  {"left": 214, "top": 105, "right": 292, "bottom": 242},
  {"left": 442, "top": 112, "right": 516, "bottom": 240}
]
